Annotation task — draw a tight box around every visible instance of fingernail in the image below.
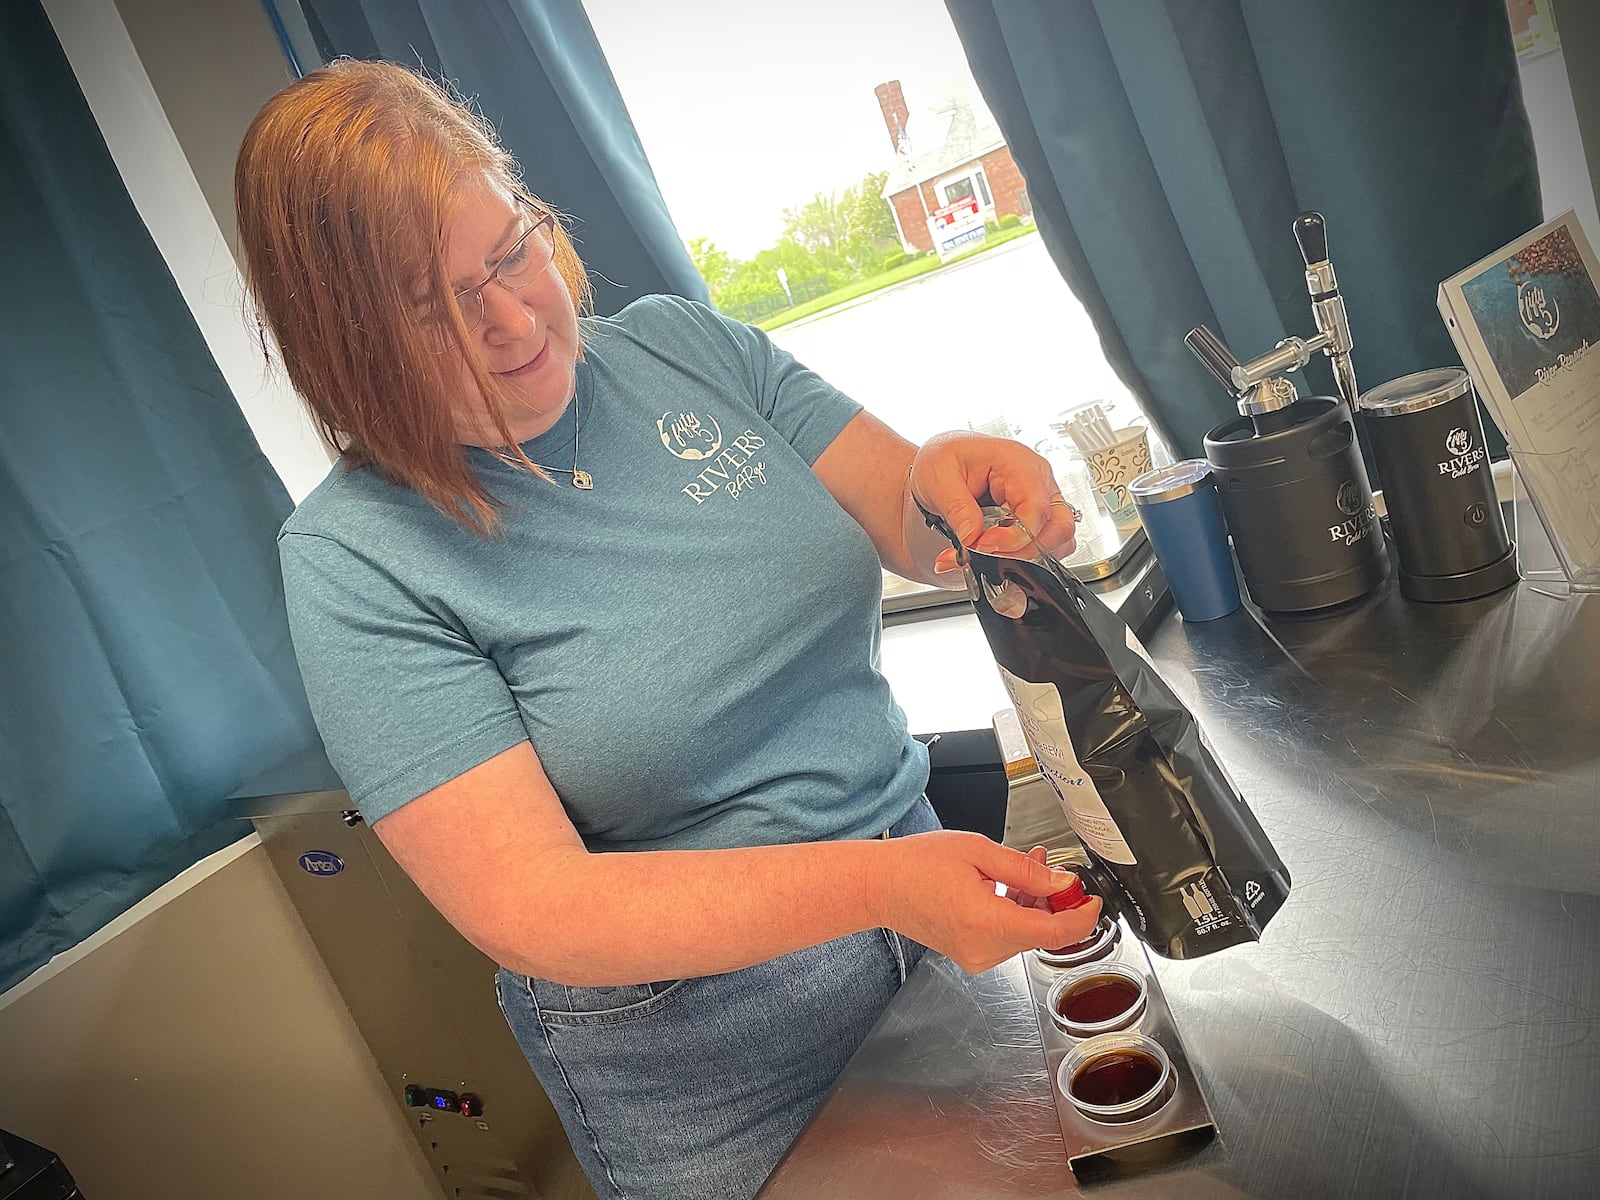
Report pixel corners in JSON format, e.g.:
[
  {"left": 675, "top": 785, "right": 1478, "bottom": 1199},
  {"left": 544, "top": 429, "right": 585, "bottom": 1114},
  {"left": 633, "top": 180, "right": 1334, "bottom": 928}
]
[{"left": 1045, "top": 874, "right": 1092, "bottom": 911}]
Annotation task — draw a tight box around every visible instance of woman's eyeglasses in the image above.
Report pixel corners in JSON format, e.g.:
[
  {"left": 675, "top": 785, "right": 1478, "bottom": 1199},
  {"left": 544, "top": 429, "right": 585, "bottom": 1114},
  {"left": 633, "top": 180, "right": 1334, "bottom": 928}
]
[{"left": 445, "top": 207, "right": 557, "bottom": 332}]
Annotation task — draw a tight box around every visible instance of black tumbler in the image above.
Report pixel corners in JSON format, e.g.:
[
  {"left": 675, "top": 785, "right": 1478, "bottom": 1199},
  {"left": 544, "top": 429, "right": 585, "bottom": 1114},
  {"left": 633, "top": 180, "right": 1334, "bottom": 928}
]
[
  {"left": 1357, "top": 368, "right": 1518, "bottom": 602},
  {"left": 1204, "top": 397, "right": 1389, "bottom": 613}
]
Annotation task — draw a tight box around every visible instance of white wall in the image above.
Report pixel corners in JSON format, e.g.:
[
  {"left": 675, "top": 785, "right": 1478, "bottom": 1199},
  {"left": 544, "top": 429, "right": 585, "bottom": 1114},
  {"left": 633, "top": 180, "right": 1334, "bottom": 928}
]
[
  {"left": 43, "top": 0, "right": 335, "bottom": 503},
  {"left": 1518, "top": 43, "right": 1600, "bottom": 239},
  {"left": 1548, "top": 0, "right": 1600, "bottom": 232}
]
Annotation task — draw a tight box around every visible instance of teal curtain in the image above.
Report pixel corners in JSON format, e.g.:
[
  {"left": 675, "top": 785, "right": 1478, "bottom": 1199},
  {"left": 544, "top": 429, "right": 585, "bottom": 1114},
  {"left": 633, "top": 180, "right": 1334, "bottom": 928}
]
[
  {"left": 0, "top": 1, "right": 318, "bottom": 991},
  {"left": 945, "top": 0, "right": 1542, "bottom": 458},
  {"left": 295, "top": 0, "right": 708, "bottom": 316}
]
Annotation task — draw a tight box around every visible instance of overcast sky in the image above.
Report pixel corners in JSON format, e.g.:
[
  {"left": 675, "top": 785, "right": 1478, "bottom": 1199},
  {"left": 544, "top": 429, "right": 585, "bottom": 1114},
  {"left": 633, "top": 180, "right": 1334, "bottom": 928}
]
[{"left": 582, "top": 0, "right": 981, "bottom": 258}]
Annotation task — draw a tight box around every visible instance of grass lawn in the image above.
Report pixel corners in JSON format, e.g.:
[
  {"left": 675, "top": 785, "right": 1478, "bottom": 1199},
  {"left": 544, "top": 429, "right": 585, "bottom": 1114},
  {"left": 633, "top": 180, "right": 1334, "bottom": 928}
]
[{"left": 758, "top": 224, "right": 1039, "bottom": 332}]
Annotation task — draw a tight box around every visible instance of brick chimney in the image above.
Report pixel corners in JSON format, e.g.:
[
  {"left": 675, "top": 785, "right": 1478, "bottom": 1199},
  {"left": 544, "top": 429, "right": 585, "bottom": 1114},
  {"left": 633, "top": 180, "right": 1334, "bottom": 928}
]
[{"left": 874, "top": 80, "right": 910, "bottom": 152}]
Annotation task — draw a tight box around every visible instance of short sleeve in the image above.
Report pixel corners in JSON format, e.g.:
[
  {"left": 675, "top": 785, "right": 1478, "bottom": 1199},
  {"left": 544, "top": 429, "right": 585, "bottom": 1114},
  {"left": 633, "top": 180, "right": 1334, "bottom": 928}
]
[
  {"left": 278, "top": 530, "right": 529, "bottom": 823},
  {"left": 665, "top": 297, "right": 863, "bottom": 464}
]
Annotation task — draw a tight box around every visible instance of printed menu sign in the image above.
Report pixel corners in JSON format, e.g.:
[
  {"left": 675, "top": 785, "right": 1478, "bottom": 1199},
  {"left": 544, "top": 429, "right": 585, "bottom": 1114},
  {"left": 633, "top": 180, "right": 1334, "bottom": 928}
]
[{"left": 1439, "top": 212, "right": 1600, "bottom": 580}]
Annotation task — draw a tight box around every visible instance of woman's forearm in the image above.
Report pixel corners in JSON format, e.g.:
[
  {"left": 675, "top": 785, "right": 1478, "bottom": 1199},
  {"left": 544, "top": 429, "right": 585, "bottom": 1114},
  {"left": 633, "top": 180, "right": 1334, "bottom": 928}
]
[
  {"left": 376, "top": 742, "right": 1088, "bottom": 985},
  {"left": 479, "top": 829, "right": 1093, "bottom": 986},
  {"left": 483, "top": 837, "right": 893, "bottom": 985}
]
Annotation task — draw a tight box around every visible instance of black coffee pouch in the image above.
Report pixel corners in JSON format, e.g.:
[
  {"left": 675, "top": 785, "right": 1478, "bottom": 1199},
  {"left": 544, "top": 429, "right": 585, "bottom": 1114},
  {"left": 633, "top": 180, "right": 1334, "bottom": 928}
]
[{"left": 934, "top": 509, "right": 1289, "bottom": 958}]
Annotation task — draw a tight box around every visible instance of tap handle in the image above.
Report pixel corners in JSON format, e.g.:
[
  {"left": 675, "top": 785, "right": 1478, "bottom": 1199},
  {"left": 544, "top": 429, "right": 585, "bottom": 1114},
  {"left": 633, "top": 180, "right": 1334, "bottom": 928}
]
[
  {"left": 1294, "top": 211, "right": 1328, "bottom": 267},
  {"left": 1185, "top": 325, "right": 1242, "bottom": 394}
]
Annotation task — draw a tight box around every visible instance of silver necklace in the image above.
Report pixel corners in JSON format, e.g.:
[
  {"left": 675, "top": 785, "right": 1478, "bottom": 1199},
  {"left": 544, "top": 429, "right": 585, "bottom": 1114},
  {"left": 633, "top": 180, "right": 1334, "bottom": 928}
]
[{"left": 532, "top": 398, "right": 592, "bottom": 489}]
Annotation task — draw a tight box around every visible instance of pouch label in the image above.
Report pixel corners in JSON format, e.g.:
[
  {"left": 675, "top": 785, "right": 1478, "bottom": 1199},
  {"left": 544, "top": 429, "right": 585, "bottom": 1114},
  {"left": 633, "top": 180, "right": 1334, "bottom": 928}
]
[{"left": 999, "top": 666, "right": 1137, "bottom": 864}]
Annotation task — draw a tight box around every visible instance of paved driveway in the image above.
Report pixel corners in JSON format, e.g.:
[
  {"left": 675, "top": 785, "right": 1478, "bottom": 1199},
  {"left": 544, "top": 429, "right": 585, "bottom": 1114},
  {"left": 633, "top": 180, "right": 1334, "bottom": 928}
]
[{"left": 767, "top": 233, "right": 1140, "bottom": 451}]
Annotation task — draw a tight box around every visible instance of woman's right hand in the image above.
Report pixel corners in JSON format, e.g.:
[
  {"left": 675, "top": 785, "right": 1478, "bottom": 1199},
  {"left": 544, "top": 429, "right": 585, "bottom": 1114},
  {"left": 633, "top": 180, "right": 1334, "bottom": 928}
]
[{"left": 870, "top": 831, "right": 1103, "bottom": 974}]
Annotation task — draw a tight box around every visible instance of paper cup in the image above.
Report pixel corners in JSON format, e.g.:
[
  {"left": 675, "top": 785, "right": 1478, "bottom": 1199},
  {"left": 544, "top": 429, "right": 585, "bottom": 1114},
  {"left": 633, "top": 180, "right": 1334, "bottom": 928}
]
[{"left": 1085, "top": 428, "right": 1152, "bottom": 531}]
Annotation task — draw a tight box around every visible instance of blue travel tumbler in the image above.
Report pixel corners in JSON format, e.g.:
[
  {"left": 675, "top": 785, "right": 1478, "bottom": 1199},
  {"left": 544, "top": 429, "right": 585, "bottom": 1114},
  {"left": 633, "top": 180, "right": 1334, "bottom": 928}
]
[{"left": 1128, "top": 460, "right": 1242, "bottom": 622}]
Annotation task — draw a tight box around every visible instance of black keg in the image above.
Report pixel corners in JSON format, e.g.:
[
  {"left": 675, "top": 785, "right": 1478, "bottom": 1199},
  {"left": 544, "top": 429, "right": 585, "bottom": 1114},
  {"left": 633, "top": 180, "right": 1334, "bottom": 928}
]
[
  {"left": 1204, "top": 397, "right": 1389, "bottom": 613},
  {"left": 1357, "top": 367, "right": 1517, "bottom": 602}
]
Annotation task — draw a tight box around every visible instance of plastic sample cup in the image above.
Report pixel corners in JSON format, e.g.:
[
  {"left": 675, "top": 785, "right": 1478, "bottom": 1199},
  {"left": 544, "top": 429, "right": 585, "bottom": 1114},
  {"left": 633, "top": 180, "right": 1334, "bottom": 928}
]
[
  {"left": 1059, "top": 1032, "right": 1177, "bottom": 1125},
  {"left": 1035, "top": 915, "right": 1121, "bottom": 968},
  {"left": 1128, "top": 460, "right": 1242, "bottom": 622},
  {"left": 1047, "top": 962, "right": 1149, "bottom": 1038}
]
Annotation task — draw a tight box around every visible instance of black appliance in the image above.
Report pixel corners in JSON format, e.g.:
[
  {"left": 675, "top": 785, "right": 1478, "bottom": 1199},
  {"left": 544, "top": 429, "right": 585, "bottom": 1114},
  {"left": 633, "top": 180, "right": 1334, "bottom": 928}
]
[
  {"left": 1357, "top": 367, "right": 1518, "bottom": 601},
  {"left": 1202, "top": 395, "right": 1387, "bottom": 613},
  {"left": 1184, "top": 213, "right": 1388, "bottom": 612}
]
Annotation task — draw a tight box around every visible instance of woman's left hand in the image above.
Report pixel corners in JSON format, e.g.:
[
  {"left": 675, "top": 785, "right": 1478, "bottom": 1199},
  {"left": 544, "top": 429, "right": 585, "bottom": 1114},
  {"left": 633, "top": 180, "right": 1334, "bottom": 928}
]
[{"left": 909, "top": 432, "right": 1079, "bottom": 574}]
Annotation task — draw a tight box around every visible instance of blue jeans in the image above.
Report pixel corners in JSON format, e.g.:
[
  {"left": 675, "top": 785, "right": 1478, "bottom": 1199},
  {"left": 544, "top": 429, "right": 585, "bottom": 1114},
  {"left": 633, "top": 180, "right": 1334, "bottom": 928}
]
[{"left": 495, "top": 795, "right": 939, "bottom": 1200}]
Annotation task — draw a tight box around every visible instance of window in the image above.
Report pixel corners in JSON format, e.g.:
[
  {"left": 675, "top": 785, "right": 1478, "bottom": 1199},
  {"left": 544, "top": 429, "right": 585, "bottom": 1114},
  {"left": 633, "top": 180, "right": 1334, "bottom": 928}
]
[
  {"left": 584, "top": 0, "right": 1153, "bottom": 608},
  {"left": 939, "top": 169, "right": 991, "bottom": 210}
]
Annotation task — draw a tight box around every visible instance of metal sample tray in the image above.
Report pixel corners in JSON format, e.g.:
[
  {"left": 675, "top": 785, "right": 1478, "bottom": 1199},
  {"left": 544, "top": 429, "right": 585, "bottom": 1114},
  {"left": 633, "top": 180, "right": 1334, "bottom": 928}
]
[{"left": 1023, "top": 922, "right": 1218, "bottom": 1181}]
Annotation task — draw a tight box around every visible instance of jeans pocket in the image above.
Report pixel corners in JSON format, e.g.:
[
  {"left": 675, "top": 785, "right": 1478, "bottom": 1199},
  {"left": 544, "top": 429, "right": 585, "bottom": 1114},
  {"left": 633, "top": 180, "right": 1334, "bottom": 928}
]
[{"left": 527, "top": 974, "right": 691, "bottom": 1028}]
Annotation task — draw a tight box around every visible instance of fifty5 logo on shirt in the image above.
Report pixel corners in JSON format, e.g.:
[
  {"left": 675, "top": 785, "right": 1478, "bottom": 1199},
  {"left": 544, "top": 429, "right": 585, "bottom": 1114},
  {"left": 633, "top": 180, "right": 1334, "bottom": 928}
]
[
  {"left": 657, "top": 409, "right": 723, "bottom": 460},
  {"left": 659, "top": 408, "right": 771, "bottom": 505}
]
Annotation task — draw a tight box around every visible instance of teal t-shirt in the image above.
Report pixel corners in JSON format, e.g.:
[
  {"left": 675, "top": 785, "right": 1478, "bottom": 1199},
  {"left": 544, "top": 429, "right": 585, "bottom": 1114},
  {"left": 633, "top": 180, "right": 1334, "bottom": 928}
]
[{"left": 278, "top": 295, "right": 929, "bottom": 850}]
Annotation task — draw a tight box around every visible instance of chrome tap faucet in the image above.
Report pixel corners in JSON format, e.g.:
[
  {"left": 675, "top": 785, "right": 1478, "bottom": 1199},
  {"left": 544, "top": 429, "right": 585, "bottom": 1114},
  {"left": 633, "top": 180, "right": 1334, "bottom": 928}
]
[
  {"left": 1185, "top": 211, "right": 1361, "bottom": 431},
  {"left": 1293, "top": 212, "right": 1359, "bottom": 412}
]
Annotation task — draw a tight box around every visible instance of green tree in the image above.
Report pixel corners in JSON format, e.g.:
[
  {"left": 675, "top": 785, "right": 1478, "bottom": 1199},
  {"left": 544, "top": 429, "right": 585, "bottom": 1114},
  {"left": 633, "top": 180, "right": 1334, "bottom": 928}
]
[
  {"left": 781, "top": 193, "right": 849, "bottom": 274},
  {"left": 781, "top": 171, "right": 899, "bottom": 278},
  {"left": 696, "top": 170, "right": 905, "bottom": 316},
  {"left": 715, "top": 238, "right": 837, "bottom": 311},
  {"left": 686, "top": 237, "right": 738, "bottom": 294},
  {"left": 838, "top": 170, "right": 899, "bottom": 269},
  {"left": 717, "top": 258, "right": 784, "bottom": 310}
]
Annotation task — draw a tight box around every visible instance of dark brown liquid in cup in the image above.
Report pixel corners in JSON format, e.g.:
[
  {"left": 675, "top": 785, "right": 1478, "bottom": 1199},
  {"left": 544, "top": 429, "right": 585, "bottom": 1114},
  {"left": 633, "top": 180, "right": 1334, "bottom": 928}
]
[
  {"left": 1047, "top": 936, "right": 1094, "bottom": 956},
  {"left": 1055, "top": 975, "right": 1141, "bottom": 1025},
  {"left": 1069, "top": 1049, "right": 1162, "bottom": 1107},
  {"left": 1045, "top": 920, "right": 1112, "bottom": 959}
]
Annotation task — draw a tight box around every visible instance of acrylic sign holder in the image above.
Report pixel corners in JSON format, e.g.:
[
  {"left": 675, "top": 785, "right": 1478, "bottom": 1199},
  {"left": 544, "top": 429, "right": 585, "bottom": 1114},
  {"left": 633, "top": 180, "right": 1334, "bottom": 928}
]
[{"left": 1509, "top": 449, "right": 1600, "bottom": 598}]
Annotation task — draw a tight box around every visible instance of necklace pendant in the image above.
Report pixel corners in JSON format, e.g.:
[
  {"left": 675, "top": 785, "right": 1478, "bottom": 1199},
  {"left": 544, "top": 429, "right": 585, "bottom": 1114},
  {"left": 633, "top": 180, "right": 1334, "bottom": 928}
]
[{"left": 571, "top": 469, "right": 594, "bottom": 490}]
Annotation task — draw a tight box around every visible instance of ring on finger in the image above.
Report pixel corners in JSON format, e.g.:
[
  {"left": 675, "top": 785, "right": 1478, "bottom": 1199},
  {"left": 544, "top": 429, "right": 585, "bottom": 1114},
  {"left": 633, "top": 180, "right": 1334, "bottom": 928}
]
[{"left": 1049, "top": 496, "right": 1082, "bottom": 521}]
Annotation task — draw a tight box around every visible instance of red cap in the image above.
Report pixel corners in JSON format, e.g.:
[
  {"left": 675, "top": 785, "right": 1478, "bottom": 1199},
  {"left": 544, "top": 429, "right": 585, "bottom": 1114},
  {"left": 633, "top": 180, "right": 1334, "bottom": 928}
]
[{"left": 1045, "top": 874, "right": 1091, "bottom": 911}]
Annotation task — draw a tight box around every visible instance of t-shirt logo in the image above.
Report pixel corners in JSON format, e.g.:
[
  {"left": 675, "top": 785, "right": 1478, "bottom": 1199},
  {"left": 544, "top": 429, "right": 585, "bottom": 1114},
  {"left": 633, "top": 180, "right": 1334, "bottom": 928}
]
[{"left": 657, "top": 410, "right": 723, "bottom": 460}]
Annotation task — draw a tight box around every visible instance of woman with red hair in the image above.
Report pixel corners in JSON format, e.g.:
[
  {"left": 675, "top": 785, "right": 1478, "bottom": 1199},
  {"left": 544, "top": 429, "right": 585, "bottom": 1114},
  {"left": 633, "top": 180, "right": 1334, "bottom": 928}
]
[{"left": 236, "top": 59, "right": 1092, "bottom": 1200}]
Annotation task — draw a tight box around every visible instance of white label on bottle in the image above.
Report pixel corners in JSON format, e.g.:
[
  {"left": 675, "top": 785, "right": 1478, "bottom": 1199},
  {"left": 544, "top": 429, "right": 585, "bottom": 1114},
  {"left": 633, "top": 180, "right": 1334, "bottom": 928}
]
[{"left": 998, "top": 666, "right": 1137, "bottom": 864}]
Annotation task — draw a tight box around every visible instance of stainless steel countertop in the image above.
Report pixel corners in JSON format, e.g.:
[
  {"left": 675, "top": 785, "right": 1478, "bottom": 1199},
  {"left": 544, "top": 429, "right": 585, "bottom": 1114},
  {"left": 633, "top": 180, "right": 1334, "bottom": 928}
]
[{"left": 762, "top": 552, "right": 1600, "bottom": 1199}]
